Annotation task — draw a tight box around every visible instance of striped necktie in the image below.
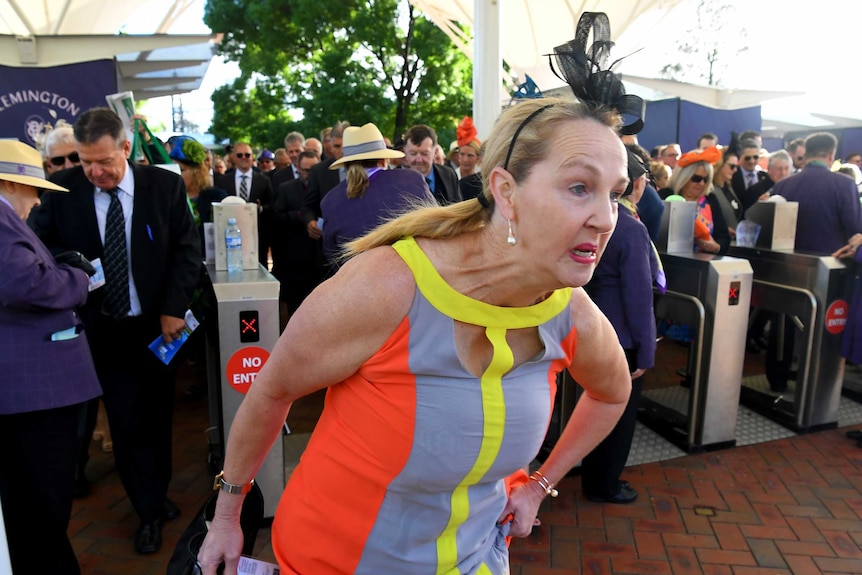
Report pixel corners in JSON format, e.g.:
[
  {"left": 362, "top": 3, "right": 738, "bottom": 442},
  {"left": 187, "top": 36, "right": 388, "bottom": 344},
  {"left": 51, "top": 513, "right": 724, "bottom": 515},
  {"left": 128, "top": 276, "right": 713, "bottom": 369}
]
[
  {"left": 239, "top": 174, "right": 249, "bottom": 201},
  {"left": 102, "top": 188, "right": 130, "bottom": 320}
]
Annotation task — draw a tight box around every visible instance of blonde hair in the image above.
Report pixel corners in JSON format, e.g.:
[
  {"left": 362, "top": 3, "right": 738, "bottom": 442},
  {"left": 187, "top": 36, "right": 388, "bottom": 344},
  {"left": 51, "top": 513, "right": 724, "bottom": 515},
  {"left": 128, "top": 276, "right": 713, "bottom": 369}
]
[
  {"left": 345, "top": 161, "right": 375, "bottom": 199},
  {"left": 345, "top": 99, "right": 620, "bottom": 257},
  {"left": 669, "top": 161, "right": 715, "bottom": 197},
  {"left": 184, "top": 162, "right": 210, "bottom": 196}
]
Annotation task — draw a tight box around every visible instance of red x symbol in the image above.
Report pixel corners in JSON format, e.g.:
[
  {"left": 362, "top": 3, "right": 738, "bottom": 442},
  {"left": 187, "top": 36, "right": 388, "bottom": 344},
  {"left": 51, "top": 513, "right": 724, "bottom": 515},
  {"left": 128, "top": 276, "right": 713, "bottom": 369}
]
[{"left": 241, "top": 318, "right": 257, "bottom": 333}]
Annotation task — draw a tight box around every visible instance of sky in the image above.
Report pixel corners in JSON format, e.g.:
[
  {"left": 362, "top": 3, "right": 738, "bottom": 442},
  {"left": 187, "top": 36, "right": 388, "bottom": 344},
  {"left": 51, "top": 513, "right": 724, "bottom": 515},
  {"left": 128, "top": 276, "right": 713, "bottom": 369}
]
[{"left": 125, "top": 0, "right": 862, "bottom": 136}]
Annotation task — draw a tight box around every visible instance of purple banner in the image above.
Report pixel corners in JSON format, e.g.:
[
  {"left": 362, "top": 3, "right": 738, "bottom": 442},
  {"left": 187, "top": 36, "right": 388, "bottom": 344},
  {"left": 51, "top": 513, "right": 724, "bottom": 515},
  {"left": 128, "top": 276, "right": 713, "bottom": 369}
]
[{"left": 0, "top": 60, "right": 117, "bottom": 146}]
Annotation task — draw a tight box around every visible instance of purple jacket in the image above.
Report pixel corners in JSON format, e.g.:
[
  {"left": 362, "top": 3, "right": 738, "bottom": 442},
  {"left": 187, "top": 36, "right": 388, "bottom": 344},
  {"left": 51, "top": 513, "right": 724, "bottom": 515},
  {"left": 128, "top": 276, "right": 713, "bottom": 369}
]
[
  {"left": 773, "top": 163, "right": 862, "bottom": 255},
  {"left": 584, "top": 208, "right": 658, "bottom": 370},
  {"left": 321, "top": 168, "right": 434, "bottom": 264},
  {"left": 0, "top": 201, "right": 101, "bottom": 414}
]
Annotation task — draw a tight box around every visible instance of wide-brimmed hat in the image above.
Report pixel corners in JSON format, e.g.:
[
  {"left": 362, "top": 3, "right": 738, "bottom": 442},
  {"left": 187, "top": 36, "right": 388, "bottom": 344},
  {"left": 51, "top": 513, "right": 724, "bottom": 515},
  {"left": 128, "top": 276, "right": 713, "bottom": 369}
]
[
  {"left": 330, "top": 123, "right": 404, "bottom": 169},
  {"left": 0, "top": 140, "right": 68, "bottom": 192}
]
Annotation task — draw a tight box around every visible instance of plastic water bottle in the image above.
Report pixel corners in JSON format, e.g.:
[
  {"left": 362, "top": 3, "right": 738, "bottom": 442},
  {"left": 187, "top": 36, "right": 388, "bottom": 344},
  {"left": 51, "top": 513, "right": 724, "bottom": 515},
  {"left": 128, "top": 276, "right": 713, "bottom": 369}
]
[{"left": 225, "top": 218, "right": 243, "bottom": 274}]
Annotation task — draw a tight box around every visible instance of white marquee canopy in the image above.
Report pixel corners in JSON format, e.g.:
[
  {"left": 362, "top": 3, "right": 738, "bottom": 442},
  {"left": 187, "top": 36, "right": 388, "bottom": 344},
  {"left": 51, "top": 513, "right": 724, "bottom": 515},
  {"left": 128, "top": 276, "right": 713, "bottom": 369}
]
[{"left": 0, "top": 0, "right": 218, "bottom": 100}]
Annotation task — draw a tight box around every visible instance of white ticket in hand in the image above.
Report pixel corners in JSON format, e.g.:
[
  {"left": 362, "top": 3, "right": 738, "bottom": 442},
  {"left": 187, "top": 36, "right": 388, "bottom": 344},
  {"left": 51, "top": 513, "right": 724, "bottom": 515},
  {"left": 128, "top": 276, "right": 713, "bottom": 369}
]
[{"left": 88, "top": 258, "right": 105, "bottom": 292}]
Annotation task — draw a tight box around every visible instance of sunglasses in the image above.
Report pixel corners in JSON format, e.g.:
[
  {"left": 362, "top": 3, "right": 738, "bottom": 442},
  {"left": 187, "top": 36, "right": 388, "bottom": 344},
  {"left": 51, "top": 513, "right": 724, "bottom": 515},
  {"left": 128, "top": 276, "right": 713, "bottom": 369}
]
[
  {"left": 235, "top": 152, "right": 252, "bottom": 159},
  {"left": 726, "top": 164, "right": 739, "bottom": 171},
  {"left": 796, "top": 156, "right": 805, "bottom": 161},
  {"left": 689, "top": 174, "right": 708, "bottom": 184},
  {"left": 49, "top": 152, "right": 80, "bottom": 166},
  {"left": 743, "top": 155, "right": 759, "bottom": 162}
]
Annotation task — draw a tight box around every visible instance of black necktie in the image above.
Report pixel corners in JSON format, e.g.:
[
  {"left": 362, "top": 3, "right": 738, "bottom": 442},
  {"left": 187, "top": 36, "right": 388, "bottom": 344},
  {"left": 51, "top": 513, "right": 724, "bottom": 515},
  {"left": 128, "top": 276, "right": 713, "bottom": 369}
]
[
  {"left": 239, "top": 175, "right": 249, "bottom": 200},
  {"left": 425, "top": 176, "right": 433, "bottom": 192},
  {"left": 102, "top": 188, "right": 130, "bottom": 320}
]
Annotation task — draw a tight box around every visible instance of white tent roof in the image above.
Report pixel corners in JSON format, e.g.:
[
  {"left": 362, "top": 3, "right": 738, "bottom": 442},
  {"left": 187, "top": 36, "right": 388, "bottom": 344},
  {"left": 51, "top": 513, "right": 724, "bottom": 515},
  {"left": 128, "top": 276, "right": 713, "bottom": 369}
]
[
  {"left": 0, "top": 0, "right": 217, "bottom": 100},
  {"left": 620, "top": 74, "right": 803, "bottom": 110},
  {"left": 409, "top": 0, "right": 684, "bottom": 90}
]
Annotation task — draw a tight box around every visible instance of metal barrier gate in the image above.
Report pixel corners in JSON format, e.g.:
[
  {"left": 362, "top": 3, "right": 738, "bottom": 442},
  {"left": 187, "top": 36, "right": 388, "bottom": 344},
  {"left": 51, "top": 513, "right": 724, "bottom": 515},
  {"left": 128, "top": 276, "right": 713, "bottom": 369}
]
[
  {"left": 207, "top": 263, "right": 282, "bottom": 518},
  {"left": 729, "top": 246, "right": 849, "bottom": 432},
  {"left": 639, "top": 253, "right": 753, "bottom": 452}
]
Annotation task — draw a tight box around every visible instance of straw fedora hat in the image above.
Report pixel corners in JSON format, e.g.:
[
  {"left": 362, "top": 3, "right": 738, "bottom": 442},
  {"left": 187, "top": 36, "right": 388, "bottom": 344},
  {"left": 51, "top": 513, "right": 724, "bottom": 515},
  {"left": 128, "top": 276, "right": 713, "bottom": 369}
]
[
  {"left": 329, "top": 123, "right": 404, "bottom": 169},
  {"left": 0, "top": 140, "right": 68, "bottom": 192}
]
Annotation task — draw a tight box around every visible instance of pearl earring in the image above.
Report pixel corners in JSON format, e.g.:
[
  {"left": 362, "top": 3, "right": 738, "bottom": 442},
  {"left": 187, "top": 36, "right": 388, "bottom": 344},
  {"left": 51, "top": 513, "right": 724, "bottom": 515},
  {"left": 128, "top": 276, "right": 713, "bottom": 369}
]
[{"left": 507, "top": 219, "right": 516, "bottom": 246}]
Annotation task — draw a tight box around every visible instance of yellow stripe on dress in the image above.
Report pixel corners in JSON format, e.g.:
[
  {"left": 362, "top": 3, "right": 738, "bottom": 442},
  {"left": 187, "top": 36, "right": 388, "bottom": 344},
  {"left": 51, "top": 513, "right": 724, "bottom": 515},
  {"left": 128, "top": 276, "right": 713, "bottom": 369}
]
[{"left": 436, "top": 326, "right": 512, "bottom": 574}]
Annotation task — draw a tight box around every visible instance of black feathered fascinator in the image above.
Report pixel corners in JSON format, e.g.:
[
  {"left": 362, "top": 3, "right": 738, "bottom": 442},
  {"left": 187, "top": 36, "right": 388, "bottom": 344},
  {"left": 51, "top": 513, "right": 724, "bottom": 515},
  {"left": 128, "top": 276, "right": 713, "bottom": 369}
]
[{"left": 548, "top": 12, "right": 645, "bottom": 135}]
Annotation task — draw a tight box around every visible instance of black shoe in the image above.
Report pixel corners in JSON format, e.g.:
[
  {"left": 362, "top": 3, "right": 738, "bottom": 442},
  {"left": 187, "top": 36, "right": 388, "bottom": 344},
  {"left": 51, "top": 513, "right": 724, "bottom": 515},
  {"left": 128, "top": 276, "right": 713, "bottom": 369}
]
[
  {"left": 134, "top": 520, "right": 162, "bottom": 554},
  {"left": 586, "top": 484, "right": 638, "bottom": 504},
  {"left": 846, "top": 429, "right": 862, "bottom": 440},
  {"left": 161, "top": 498, "right": 180, "bottom": 521},
  {"left": 72, "top": 475, "right": 89, "bottom": 499}
]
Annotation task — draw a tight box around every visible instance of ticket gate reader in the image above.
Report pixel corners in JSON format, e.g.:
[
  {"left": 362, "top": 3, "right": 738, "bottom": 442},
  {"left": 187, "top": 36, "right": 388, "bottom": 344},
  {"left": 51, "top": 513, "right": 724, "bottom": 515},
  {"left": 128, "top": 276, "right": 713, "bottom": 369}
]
[
  {"left": 728, "top": 246, "right": 848, "bottom": 432},
  {"left": 641, "top": 253, "right": 753, "bottom": 451},
  {"left": 207, "top": 263, "right": 282, "bottom": 517}
]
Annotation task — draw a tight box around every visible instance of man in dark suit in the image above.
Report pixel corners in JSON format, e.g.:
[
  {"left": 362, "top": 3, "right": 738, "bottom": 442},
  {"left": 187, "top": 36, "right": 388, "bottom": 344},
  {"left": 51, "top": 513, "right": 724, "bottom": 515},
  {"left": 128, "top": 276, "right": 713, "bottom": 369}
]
[
  {"left": 272, "top": 151, "right": 322, "bottom": 323},
  {"left": 302, "top": 121, "right": 349, "bottom": 240},
  {"left": 403, "top": 124, "right": 461, "bottom": 205},
  {"left": 30, "top": 107, "right": 201, "bottom": 555},
  {"left": 731, "top": 139, "right": 767, "bottom": 206},
  {"left": 214, "top": 142, "right": 273, "bottom": 265},
  {"left": 270, "top": 131, "right": 306, "bottom": 192},
  {"left": 743, "top": 149, "right": 792, "bottom": 214}
]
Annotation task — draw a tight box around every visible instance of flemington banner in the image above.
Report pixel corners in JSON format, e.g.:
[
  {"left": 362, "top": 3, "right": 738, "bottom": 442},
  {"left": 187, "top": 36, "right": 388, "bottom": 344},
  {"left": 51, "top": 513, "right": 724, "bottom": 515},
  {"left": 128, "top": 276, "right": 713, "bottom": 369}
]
[{"left": 0, "top": 59, "right": 117, "bottom": 145}]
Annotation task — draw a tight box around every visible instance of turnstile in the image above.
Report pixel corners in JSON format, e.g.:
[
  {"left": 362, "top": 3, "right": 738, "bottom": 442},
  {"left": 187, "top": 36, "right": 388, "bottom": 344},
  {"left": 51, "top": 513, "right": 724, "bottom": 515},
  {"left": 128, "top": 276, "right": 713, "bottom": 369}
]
[
  {"left": 641, "top": 253, "right": 753, "bottom": 452},
  {"left": 729, "top": 246, "right": 849, "bottom": 432},
  {"left": 207, "top": 263, "right": 282, "bottom": 517}
]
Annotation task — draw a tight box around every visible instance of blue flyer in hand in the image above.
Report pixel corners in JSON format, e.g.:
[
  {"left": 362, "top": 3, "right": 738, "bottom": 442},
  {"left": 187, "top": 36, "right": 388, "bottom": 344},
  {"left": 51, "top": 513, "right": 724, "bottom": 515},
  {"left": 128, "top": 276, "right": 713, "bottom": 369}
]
[{"left": 148, "top": 310, "right": 200, "bottom": 365}]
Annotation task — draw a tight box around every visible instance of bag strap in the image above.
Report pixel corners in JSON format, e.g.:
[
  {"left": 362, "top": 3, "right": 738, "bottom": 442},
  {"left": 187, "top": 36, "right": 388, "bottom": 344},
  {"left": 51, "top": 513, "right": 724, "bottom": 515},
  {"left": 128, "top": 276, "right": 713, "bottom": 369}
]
[{"left": 133, "top": 118, "right": 172, "bottom": 164}]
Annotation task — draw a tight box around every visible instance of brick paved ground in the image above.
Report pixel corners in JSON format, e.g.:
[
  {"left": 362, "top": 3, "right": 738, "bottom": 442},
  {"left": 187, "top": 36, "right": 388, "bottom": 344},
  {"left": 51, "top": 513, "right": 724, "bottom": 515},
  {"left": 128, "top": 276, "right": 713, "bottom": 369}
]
[{"left": 67, "top": 362, "right": 862, "bottom": 574}]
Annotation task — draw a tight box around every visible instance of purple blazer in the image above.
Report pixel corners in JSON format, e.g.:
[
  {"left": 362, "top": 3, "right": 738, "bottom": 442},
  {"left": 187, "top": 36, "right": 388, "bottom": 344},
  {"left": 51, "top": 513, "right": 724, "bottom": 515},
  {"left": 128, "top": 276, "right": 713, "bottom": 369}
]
[
  {"left": 321, "top": 168, "right": 434, "bottom": 264},
  {"left": 584, "top": 208, "right": 658, "bottom": 370},
  {"left": 0, "top": 201, "right": 101, "bottom": 414},
  {"left": 773, "top": 163, "right": 862, "bottom": 255}
]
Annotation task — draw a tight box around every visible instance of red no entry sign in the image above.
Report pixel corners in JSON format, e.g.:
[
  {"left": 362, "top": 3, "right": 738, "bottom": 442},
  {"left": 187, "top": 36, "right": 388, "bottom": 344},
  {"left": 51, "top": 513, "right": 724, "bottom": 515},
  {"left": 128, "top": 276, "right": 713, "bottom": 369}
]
[
  {"left": 825, "top": 300, "right": 848, "bottom": 335},
  {"left": 225, "top": 346, "right": 270, "bottom": 394}
]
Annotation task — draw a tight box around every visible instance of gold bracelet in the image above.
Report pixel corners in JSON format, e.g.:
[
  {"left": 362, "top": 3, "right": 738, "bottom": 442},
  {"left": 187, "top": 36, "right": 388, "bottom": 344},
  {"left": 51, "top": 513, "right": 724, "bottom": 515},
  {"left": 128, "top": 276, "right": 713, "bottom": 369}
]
[{"left": 528, "top": 470, "right": 558, "bottom": 498}]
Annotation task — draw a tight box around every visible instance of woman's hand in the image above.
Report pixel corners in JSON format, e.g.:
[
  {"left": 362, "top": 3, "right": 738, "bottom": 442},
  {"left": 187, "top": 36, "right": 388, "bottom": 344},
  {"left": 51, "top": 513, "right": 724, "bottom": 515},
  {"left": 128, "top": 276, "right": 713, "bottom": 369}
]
[
  {"left": 196, "top": 514, "right": 245, "bottom": 575},
  {"left": 497, "top": 480, "right": 545, "bottom": 538},
  {"left": 696, "top": 235, "right": 720, "bottom": 253},
  {"left": 832, "top": 233, "right": 862, "bottom": 259},
  {"left": 630, "top": 368, "right": 647, "bottom": 380}
]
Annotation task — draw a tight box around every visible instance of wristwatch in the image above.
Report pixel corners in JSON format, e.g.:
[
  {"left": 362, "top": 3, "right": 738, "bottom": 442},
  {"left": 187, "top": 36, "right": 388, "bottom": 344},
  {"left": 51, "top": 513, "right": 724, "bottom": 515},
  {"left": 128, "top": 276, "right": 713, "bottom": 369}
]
[{"left": 213, "top": 471, "right": 255, "bottom": 495}]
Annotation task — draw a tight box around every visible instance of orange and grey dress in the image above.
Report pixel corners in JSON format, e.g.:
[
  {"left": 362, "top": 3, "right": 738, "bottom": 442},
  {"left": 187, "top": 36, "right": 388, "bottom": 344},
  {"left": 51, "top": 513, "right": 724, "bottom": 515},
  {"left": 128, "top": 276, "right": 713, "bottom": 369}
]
[{"left": 272, "top": 236, "right": 578, "bottom": 574}]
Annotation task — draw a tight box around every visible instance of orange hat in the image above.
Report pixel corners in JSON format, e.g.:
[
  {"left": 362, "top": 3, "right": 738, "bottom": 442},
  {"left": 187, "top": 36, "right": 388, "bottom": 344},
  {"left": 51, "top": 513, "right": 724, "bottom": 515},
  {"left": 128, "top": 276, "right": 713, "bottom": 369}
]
[{"left": 456, "top": 116, "right": 481, "bottom": 152}]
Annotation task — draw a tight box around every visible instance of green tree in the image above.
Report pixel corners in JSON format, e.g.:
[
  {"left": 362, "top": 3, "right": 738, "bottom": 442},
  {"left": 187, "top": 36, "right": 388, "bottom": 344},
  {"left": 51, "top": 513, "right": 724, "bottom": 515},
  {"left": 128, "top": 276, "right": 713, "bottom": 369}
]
[{"left": 204, "top": 0, "right": 472, "bottom": 148}]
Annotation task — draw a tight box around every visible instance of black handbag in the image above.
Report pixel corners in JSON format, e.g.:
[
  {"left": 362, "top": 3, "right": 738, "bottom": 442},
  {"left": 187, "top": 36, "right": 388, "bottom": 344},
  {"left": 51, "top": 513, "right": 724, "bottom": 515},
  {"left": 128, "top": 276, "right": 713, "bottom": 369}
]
[{"left": 166, "top": 482, "right": 265, "bottom": 575}]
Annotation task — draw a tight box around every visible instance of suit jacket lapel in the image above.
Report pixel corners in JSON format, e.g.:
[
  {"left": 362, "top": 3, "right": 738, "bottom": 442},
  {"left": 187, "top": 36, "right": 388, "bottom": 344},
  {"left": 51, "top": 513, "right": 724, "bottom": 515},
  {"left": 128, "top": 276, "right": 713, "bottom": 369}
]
[
  {"left": 74, "top": 170, "right": 103, "bottom": 256},
  {"left": 129, "top": 163, "right": 148, "bottom": 266}
]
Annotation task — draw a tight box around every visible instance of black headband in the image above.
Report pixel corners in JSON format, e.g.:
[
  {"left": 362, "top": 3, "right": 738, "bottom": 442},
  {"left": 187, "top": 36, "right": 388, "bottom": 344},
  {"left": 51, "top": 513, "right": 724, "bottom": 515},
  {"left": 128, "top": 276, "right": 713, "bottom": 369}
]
[{"left": 503, "top": 104, "right": 555, "bottom": 171}]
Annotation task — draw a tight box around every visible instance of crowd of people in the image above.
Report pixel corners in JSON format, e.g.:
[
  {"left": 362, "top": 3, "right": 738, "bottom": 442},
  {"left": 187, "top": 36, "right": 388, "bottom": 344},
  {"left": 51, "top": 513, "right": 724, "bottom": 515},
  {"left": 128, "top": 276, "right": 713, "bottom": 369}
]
[{"left": 4, "top": 37, "right": 862, "bottom": 573}]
